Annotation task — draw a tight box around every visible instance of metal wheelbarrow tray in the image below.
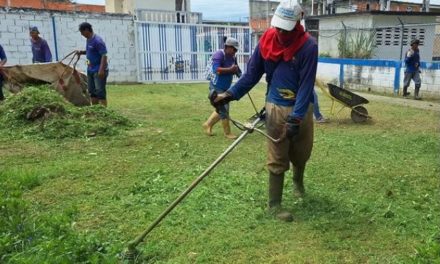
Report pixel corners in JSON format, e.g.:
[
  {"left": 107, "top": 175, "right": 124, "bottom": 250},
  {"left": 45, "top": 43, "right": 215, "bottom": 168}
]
[{"left": 326, "top": 83, "right": 371, "bottom": 123}]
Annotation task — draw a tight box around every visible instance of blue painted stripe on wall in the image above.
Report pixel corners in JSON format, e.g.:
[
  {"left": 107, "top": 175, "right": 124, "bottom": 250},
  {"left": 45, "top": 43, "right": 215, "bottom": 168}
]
[
  {"left": 318, "top": 57, "right": 440, "bottom": 70},
  {"left": 318, "top": 57, "right": 399, "bottom": 67}
]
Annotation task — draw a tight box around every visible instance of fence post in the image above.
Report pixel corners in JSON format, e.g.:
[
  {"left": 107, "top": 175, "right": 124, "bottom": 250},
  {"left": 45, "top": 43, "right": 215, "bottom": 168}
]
[
  {"left": 133, "top": 18, "right": 141, "bottom": 82},
  {"left": 397, "top": 17, "right": 404, "bottom": 61},
  {"left": 339, "top": 61, "right": 344, "bottom": 88},
  {"left": 51, "top": 15, "right": 59, "bottom": 61},
  {"left": 394, "top": 60, "right": 401, "bottom": 95},
  {"left": 341, "top": 21, "right": 347, "bottom": 58}
]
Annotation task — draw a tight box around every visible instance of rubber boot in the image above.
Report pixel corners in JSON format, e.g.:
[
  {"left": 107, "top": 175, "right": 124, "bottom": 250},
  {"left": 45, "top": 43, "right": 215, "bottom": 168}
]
[
  {"left": 221, "top": 119, "right": 237, "bottom": 139},
  {"left": 202, "top": 111, "right": 220, "bottom": 136},
  {"left": 91, "top": 97, "right": 99, "bottom": 105},
  {"left": 414, "top": 86, "right": 422, "bottom": 100},
  {"left": 268, "top": 172, "right": 293, "bottom": 222},
  {"left": 402, "top": 86, "right": 410, "bottom": 97},
  {"left": 293, "top": 165, "right": 305, "bottom": 198}
]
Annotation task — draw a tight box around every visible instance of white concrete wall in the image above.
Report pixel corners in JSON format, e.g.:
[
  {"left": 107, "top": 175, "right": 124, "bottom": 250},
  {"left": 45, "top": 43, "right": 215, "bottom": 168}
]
[
  {"left": 372, "top": 15, "right": 437, "bottom": 61},
  {"left": 106, "top": 0, "right": 190, "bottom": 14},
  {"left": 0, "top": 9, "right": 136, "bottom": 82},
  {"left": 136, "top": 0, "right": 175, "bottom": 11},
  {"left": 318, "top": 14, "right": 373, "bottom": 58},
  {"left": 318, "top": 14, "right": 438, "bottom": 60},
  {"left": 317, "top": 61, "right": 440, "bottom": 98}
]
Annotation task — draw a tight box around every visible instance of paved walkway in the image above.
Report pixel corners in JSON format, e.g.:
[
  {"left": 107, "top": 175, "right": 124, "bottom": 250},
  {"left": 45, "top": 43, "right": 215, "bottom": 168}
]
[{"left": 355, "top": 92, "right": 440, "bottom": 112}]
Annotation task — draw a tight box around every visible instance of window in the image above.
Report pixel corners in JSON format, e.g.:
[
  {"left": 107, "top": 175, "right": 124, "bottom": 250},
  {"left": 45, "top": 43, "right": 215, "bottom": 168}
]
[{"left": 375, "top": 26, "right": 425, "bottom": 47}]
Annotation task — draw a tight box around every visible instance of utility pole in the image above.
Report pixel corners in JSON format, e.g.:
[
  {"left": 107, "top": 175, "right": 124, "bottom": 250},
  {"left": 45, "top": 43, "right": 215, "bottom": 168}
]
[
  {"left": 422, "top": 0, "right": 430, "bottom": 11},
  {"left": 267, "top": 0, "right": 270, "bottom": 29}
]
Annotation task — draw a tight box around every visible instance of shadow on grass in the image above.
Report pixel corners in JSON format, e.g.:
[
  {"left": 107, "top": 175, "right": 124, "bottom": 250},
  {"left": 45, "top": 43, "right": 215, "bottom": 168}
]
[{"left": 290, "top": 192, "right": 376, "bottom": 236}]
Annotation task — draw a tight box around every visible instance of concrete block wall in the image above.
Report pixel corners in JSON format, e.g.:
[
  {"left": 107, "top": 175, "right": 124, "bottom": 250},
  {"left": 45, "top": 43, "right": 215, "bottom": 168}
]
[
  {"left": 318, "top": 61, "right": 440, "bottom": 98},
  {"left": 344, "top": 65, "right": 395, "bottom": 94},
  {"left": 408, "top": 68, "right": 440, "bottom": 98},
  {"left": 317, "top": 62, "right": 340, "bottom": 84},
  {"left": 0, "top": 9, "right": 137, "bottom": 82}
]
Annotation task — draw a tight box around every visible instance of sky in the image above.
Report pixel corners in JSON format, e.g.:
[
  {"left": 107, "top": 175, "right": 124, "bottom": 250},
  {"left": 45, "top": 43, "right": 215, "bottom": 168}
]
[
  {"left": 74, "top": 0, "right": 251, "bottom": 21},
  {"left": 74, "top": 0, "right": 440, "bottom": 20}
]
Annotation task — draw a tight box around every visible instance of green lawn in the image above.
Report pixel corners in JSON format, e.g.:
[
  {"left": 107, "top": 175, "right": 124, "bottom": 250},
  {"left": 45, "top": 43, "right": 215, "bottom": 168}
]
[{"left": 1, "top": 83, "right": 439, "bottom": 263}]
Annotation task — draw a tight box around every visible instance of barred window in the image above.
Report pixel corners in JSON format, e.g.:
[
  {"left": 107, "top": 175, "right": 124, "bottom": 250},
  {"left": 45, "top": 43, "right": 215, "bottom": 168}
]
[{"left": 375, "top": 26, "right": 425, "bottom": 47}]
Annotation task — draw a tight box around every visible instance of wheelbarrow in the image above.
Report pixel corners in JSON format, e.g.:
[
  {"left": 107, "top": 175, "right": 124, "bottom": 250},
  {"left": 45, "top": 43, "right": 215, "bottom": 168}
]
[{"left": 318, "top": 82, "right": 371, "bottom": 123}]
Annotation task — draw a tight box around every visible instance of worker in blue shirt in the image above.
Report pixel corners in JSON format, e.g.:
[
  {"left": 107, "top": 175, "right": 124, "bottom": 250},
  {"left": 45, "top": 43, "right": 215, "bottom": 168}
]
[
  {"left": 203, "top": 37, "right": 240, "bottom": 139},
  {"left": 0, "top": 44, "right": 7, "bottom": 101},
  {"left": 212, "top": 0, "right": 318, "bottom": 222},
  {"left": 76, "top": 22, "right": 109, "bottom": 106},
  {"left": 403, "top": 39, "right": 422, "bottom": 100}
]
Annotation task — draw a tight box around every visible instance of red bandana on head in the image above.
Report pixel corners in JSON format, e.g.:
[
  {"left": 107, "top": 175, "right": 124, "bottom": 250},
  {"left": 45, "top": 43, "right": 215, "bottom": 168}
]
[{"left": 259, "top": 22, "right": 310, "bottom": 62}]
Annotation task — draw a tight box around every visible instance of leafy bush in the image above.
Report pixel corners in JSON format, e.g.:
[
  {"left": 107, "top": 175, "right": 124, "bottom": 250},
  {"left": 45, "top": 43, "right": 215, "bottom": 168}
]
[{"left": 338, "top": 29, "right": 376, "bottom": 59}]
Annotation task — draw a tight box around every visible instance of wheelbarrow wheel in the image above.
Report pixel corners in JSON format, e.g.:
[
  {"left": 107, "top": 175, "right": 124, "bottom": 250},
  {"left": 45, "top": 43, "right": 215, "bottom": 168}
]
[{"left": 351, "top": 105, "right": 368, "bottom": 123}]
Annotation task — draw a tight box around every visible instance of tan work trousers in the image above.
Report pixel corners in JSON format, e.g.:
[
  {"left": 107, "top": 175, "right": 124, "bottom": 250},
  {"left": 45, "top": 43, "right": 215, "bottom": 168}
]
[{"left": 266, "top": 102, "right": 314, "bottom": 175}]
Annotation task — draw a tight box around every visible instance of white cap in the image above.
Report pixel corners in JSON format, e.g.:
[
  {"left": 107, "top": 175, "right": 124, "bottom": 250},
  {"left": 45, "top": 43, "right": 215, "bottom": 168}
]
[
  {"left": 271, "top": 0, "right": 303, "bottom": 31},
  {"left": 225, "top": 37, "right": 239, "bottom": 50}
]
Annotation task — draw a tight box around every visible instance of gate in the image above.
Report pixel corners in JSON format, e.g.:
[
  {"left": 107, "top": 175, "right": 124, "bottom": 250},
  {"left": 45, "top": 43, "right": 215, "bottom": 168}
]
[{"left": 135, "top": 21, "right": 252, "bottom": 82}]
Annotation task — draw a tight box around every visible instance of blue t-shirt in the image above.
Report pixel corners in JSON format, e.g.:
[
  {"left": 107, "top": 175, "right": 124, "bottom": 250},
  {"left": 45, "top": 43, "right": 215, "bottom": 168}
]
[
  {"left": 86, "top": 34, "right": 108, "bottom": 73},
  {"left": 404, "top": 49, "right": 420, "bottom": 73},
  {"left": 31, "top": 38, "right": 52, "bottom": 63},
  {"left": 210, "top": 49, "right": 236, "bottom": 92},
  {"left": 228, "top": 37, "right": 318, "bottom": 120},
  {"left": 0, "top": 44, "right": 6, "bottom": 61}
]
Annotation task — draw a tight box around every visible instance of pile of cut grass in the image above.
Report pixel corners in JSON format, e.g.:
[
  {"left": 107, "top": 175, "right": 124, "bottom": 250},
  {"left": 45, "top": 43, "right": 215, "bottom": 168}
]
[{"left": 0, "top": 85, "right": 131, "bottom": 139}]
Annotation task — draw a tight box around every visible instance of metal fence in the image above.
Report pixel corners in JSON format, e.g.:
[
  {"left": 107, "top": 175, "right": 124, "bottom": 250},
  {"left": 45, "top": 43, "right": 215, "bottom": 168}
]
[
  {"left": 308, "top": 22, "right": 440, "bottom": 61},
  {"left": 135, "top": 21, "right": 252, "bottom": 82}
]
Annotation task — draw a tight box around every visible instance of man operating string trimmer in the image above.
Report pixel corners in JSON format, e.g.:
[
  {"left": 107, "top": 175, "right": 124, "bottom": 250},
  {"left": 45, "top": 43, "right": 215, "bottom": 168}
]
[{"left": 212, "top": 0, "right": 318, "bottom": 222}]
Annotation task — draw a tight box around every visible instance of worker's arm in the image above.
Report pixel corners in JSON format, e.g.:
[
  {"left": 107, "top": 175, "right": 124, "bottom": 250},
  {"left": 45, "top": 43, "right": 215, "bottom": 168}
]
[{"left": 98, "top": 55, "right": 108, "bottom": 79}]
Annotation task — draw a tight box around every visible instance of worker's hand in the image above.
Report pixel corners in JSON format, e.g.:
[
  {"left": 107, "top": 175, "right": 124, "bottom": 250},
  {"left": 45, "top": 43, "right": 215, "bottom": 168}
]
[
  {"left": 285, "top": 116, "right": 301, "bottom": 140},
  {"left": 98, "top": 69, "right": 105, "bottom": 79},
  {"left": 230, "top": 65, "right": 239, "bottom": 74},
  {"left": 209, "top": 90, "right": 233, "bottom": 108},
  {"left": 75, "top": 50, "right": 84, "bottom": 57},
  {"left": 235, "top": 65, "right": 242, "bottom": 78}
]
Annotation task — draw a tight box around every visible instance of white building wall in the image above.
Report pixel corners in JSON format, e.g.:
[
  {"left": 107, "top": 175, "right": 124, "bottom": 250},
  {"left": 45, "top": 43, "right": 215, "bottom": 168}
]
[
  {"left": 372, "top": 15, "right": 437, "bottom": 61},
  {"left": 317, "top": 14, "right": 437, "bottom": 60},
  {"left": 105, "top": 0, "right": 191, "bottom": 14},
  {"left": 136, "top": 0, "right": 175, "bottom": 11},
  {"left": 0, "top": 9, "right": 136, "bottom": 82},
  {"left": 318, "top": 14, "right": 373, "bottom": 57}
]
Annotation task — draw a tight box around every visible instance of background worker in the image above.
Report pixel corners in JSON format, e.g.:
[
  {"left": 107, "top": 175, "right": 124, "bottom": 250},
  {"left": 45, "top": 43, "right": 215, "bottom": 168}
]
[
  {"left": 313, "top": 90, "right": 327, "bottom": 123},
  {"left": 29, "top": 26, "right": 52, "bottom": 63},
  {"left": 203, "top": 37, "right": 241, "bottom": 139},
  {"left": 212, "top": 0, "right": 318, "bottom": 222},
  {"left": 76, "top": 22, "right": 109, "bottom": 107},
  {"left": 402, "top": 39, "right": 422, "bottom": 100},
  {"left": 0, "top": 44, "right": 7, "bottom": 101}
]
